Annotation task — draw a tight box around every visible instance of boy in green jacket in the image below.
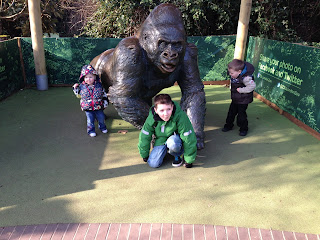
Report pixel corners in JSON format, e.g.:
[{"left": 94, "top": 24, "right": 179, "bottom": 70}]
[{"left": 138, "top": 94, "right": 197, "bottom": 168}]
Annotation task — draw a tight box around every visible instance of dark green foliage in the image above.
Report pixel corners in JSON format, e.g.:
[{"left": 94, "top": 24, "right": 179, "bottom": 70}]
[
  {"left": 84, "top": 0, "right": 240, "bottom": 38},
  {"left": 82, "top": 0, "right": 320, "bottom": 45},
  {"left": 250, "top": 0, "right": 298, "bottom": 42},
  {"left": 0, "top": 0, "right": 26, "bottom": 36},
  {"left": 0, "top": 0, "right": 64, "bottom": 37},
  {"left": 288, "top": 0, "right": 320, "bottom": 43},
  {"left": 1, "top": 0, "right": 320, "bottom": 45}
]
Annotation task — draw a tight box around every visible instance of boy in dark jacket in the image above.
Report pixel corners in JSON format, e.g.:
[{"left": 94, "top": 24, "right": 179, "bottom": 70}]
[
  {"left": 222, "top": 59, "right": 256, "bottom": 136},
  {"left": 138, "top": 94, "right": 197, "bottom": 168},
  {"left": 73, "top": 65, "right": 108, "bottom": 137}
]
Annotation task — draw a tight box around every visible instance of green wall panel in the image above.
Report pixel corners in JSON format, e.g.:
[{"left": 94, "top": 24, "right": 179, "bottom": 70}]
[
  {"left": 2, "top": 36, "right": 320, "bottom": 133},
  {"left": 21, "top": 36, "right": 235, "bottom": 85},
  {"left": 247, "top": 37, "right": 320, "bottom": 133},
  {"left": 188, "top": 35, "right": 236, "bottom": 81},
  {"left": 0, "top": 39, "right": 24, "bottom": 100},
  {"left": 21, "top": 38, "right": 121, "bottom": 85}
]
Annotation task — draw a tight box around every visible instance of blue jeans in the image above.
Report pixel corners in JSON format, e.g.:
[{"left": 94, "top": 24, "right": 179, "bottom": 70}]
[
  {"left": 85, "top": 110, "right": 107, "bottom": 134},
  {"left": 147, "top": 134, "right": 184, "bottom": 168}
]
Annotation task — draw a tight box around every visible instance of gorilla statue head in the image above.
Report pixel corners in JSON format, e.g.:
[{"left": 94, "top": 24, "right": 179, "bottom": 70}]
[{"left": 136, "top": 4, "right": 187, "bottom": 74}]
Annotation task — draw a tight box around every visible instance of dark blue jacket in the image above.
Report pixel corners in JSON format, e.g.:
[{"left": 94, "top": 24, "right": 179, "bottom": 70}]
[{"left": 230, "top": 62, "right": 255, "bottom": 104}]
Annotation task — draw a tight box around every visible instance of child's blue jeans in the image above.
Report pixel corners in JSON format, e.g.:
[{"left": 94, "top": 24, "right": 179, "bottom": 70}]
[
  {"left": 147, "top": 134, "right": 184, "bottom": 168},
  {"left": 85, "top": 110, "right": 107, "bottom": 134}
]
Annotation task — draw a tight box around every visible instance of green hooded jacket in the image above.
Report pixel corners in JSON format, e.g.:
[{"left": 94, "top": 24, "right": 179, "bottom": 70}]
[{"left": 138, "top": 101, "right": 197, "bottom": 164}]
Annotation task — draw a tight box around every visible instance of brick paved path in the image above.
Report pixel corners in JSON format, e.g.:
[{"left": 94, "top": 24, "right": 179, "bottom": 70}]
[{"left": 1, "top": 223, "right": 319, "bottom": 240}]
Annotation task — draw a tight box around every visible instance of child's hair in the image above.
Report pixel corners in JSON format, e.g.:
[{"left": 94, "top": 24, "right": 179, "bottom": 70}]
[
  {"left": 154, "top": 94, "right": 173, "bottom": 108},
  {"left": 228, "top": 59, "right": 245, "bottom": 71}
]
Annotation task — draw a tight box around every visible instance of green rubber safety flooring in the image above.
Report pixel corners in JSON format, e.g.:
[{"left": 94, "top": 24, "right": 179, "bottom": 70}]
[{"left": 0, "top": 85, "right": 319, "bottom": 236}]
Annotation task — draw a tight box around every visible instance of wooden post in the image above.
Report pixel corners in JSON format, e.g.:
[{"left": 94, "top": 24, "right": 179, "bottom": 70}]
[
  {"left": 17, "top": 38, "right": 27, "bottom": 87},
  {"left": 28, "top": 0, "right": 48, "bottom": 90},
  {"left": 234, "top": 0, "right": 252, "bottom": 60}
]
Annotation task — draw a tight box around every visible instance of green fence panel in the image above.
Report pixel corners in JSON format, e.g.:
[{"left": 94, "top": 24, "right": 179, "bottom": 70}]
[
  {"left": 21, "top": 38, "right": 122, "bottom": 85},
  {"left": 246, "top": 37, "right": 320, "bottom": 133},
  {"left": 0, "top": 39, "right": 24, "bottom": 100},
  {"left": 188, "top": 35, "right": 236, "bottom": 81},
  {"left": 21, "top": 36, "right": 235, "bottom": 85},
  {"left": 3, "top": 36, "right": 320, "bottom": 133}
]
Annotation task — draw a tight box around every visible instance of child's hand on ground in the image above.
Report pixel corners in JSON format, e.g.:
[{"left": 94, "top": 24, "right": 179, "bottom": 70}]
[{"left": 73, "top": 83, "right": 79, "bottom": 88}]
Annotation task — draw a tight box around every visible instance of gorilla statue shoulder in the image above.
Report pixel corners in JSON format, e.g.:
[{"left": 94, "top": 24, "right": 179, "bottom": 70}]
[{"left": 90, "top": 3, "right": 206, "bottom": 149}]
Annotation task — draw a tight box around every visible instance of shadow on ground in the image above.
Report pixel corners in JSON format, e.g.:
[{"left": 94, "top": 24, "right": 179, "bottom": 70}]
[{"left": 0, "top": 86, "right": 319, "bottom": 234}]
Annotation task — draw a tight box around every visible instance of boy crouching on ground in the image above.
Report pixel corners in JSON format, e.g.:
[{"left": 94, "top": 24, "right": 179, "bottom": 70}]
[{"left": 138, "top": 94, "right": 197, "bottom": 168}]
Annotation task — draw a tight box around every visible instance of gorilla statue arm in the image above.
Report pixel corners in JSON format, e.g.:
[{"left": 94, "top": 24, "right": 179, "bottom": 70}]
[{"left": 179, "top": 43, "right": 206, "bottom": 149}]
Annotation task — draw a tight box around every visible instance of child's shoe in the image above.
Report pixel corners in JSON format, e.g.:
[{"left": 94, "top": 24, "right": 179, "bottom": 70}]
[
  {"left": 222, "top": 127, "right": 232, "bottom": 132},
  {"left": 89, "top": 132, "right": 96, "bottom": 137},
  {"left": 172, "top": 156, "right": 183, "bottom": 167},
  {"left": 102, "top": 129, "right": 108, "bottom": 134},
  {"left": 239, "top": 131, "right": 247, "bottom": 136},
  {"left": 184, "top": 162, "right": 193, "bottom": 168}
]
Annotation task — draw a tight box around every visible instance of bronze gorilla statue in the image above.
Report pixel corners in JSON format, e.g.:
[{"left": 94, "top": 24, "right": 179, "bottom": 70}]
[{"left": 90, "top": 3, "right": 206, "bottom": 149}]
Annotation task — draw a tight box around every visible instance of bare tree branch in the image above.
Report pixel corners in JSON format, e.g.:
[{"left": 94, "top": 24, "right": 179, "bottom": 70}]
[
  {"left": 0, "top": 0, "right": 15, "bottom": 12},
  {"left": 0, "top": 3, "right": 26, "bottom": 19}
]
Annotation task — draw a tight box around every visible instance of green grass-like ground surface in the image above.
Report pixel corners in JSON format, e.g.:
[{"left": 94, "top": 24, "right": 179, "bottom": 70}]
[{"left": 0, "top": 85, "right": 319, "bottom": 234}]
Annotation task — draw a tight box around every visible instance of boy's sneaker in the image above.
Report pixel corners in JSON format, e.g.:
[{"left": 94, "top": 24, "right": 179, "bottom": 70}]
[
  {"left": 102, "top": 129, "right": 108, "bottom": 134},
  {"left": 222, "top": 127, "right": 232, "bottom": 132},
  {"left": 239, "top": 131, "right": 247, "bottom": 136},
  {"left": 184, "top": 162, "right": 193, "bottom": 168},
  {"left": 89, "top": 132, "right": 96, "bottom": 137},
  {"left": 172, "top": 156, "right": 183, "bottom": 167}
]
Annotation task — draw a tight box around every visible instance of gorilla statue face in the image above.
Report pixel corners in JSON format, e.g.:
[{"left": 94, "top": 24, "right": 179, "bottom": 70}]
[{"left": 137, "top": 4, "right": 186, "bottom": 74}]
